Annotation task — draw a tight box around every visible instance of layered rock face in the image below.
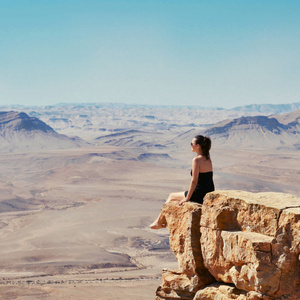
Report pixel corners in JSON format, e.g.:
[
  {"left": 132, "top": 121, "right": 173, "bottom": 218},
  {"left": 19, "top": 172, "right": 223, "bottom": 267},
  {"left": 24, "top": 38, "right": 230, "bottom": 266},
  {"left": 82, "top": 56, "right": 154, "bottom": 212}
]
[
  {"left": 156, "top": 191, "right": 300, "bottom": 300},
  {"left": 156, "top": 202, "right": 215, "bottom": 300}
]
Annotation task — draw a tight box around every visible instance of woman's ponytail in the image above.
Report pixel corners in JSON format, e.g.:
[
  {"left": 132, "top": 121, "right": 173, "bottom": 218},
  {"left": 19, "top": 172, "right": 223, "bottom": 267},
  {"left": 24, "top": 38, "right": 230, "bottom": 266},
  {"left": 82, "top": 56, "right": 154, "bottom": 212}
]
[{"left": 195, "top": 135, "right": 211, "bottom": 159}]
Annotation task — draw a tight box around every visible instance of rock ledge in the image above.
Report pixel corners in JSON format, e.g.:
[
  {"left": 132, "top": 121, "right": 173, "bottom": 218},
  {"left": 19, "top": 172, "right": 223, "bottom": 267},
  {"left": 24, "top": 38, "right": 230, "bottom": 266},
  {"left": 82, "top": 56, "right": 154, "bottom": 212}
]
[{"left": 156, "top": 190, "right": 300, "bottom": 300}]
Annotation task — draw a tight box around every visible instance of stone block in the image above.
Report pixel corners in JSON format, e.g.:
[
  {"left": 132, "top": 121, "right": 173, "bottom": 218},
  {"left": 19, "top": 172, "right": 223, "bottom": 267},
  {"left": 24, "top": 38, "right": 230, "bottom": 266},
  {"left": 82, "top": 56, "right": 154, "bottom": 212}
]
[{"left": 155, "top": 191, "right": 300, "bottom": 299}]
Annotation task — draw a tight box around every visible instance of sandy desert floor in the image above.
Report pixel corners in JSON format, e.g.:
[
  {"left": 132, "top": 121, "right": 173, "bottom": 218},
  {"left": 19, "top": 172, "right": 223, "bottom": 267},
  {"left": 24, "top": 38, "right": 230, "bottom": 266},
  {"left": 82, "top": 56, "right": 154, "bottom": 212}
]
[{"left": 0, "top": 144, "right": 299, "bottom": 299}]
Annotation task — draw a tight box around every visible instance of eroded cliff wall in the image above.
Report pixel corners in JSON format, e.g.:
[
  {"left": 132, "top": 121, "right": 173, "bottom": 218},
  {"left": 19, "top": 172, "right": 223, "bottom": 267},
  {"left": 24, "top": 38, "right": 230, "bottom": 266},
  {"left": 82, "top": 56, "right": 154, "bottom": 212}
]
[{"left": 156, "top": 191, "right": 300, "bottom": 300}]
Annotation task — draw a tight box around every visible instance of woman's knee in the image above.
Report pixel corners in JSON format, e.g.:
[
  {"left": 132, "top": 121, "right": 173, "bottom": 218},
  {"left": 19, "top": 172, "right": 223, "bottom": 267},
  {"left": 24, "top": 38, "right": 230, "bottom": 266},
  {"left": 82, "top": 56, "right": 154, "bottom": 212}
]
[
  {"left": 166, "top": 193, "right": 175, "bottom": 202},
  {"left": 166, "top": 192, "right": 182, "bottom": 202}
]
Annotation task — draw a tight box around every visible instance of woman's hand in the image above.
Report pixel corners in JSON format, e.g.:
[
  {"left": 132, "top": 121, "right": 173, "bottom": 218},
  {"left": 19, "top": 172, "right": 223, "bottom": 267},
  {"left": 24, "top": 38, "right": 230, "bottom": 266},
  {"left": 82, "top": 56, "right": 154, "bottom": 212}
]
[{"left": 178, "top": 198, "right": 189, "bottom": 206}]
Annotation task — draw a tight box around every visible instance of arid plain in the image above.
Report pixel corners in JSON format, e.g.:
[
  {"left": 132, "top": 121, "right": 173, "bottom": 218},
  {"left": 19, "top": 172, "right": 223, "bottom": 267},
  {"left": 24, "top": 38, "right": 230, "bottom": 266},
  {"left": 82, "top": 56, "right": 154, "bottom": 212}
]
[{"left": 0, "top": 104, "right": 299, "bottom": 299}]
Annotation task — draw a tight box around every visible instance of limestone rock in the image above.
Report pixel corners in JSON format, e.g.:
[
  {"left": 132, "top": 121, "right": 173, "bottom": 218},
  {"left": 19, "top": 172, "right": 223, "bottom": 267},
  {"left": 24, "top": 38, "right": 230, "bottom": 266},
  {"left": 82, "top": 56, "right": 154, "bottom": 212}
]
[
  {"left": 200, "top": 191, "right": 300, "bottom": 299},
  {"left": 156, "top": 202, "right": 215, "bottom": 299},
  {"left": 155, "top": 191, "right": 300, "bottom": 299},
  {"left": 193, "top": 283, "right": 272, "bottom": 300}
]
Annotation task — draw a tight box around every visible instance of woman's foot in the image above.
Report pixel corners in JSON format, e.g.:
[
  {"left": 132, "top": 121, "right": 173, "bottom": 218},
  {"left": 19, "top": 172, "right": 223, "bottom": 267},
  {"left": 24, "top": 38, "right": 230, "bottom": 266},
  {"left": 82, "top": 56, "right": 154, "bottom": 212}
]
[{"left": 150, "top": 221, "right": 166, "bottom": 229}]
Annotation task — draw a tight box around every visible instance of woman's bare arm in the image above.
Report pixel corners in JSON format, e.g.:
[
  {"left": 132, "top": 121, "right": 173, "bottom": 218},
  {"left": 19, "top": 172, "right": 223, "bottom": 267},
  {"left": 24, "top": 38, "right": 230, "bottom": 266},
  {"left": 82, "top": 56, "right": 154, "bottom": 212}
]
[{"left": 179, "top": 157, "right": 199, "bottom": 205}]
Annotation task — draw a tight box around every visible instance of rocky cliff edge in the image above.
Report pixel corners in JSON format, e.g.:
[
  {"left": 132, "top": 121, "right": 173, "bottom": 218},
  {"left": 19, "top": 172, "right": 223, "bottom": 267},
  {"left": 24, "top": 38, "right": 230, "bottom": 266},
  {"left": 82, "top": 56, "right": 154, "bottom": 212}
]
[{"left": 156, "top": 190, "right": 300, "bottom": 300}]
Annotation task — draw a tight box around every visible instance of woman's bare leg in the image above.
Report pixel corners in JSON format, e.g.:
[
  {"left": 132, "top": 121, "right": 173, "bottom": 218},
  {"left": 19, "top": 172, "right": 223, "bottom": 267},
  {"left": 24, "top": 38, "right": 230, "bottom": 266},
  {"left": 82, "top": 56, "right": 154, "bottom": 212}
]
[{"left": 150, "top": 191, "right": 185, "bottom": 229}]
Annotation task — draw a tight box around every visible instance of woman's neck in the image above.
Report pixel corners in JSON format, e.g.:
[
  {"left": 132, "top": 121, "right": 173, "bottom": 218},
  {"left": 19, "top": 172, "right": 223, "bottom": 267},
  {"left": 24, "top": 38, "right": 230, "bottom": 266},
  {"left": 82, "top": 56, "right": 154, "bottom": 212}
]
[{"left": 196, "top": 150, "right": 203, "bottom": 156}]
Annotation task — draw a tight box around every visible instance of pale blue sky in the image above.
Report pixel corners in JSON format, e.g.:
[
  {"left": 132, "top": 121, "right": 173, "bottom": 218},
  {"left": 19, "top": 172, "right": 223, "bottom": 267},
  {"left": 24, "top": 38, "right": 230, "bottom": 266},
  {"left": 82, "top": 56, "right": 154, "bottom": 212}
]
[{"left": 0, "top": 0, "right": 299, "bottom": 108}]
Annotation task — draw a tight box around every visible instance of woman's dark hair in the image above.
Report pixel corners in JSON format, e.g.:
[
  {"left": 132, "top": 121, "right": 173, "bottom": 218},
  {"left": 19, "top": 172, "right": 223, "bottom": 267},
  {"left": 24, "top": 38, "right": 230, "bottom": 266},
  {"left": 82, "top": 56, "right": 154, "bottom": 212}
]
[{"left": 194, "top": 135, "right": 211, "bottom": 159}]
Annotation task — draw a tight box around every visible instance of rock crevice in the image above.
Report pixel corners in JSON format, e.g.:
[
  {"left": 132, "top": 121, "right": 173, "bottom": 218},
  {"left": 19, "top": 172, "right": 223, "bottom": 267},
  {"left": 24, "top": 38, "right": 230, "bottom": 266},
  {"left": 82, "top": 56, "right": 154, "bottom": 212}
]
[{"left": 156, "top": 190, "right": 300, "bottom": 300}]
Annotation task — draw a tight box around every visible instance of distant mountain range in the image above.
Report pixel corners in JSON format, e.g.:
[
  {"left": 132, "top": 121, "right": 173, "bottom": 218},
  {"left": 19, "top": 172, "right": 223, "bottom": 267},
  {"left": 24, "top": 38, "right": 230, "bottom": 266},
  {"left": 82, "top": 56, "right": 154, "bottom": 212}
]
[
  {"left": 1, "top": 102, "right": 299, "bottom": 115},
  {"left": 202, "top": 110, "right": 300, "bottom": 150},
  {"left": 1, "top": 105, "right": 299, "bottom": 152},
  {"left": 0, "top": 111, "right": 87, "bottom": 152},
  {"left": 231, "top": 103, "right": 300, "bottom": 114}
]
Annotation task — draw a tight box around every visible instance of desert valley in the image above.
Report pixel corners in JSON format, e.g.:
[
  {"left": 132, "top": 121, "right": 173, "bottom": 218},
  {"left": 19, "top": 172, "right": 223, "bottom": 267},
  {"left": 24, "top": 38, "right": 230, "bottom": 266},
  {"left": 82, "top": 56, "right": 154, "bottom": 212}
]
[{"left": 0, "top": 103, "right": 299, "bottom": 299}]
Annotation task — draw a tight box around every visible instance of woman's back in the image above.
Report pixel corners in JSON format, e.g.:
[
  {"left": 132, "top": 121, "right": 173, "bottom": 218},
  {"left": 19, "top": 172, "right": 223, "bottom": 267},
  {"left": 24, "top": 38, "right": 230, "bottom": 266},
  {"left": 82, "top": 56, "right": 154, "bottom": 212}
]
[{"left": 195, "top": 155, "right": 213, "bottom": 173}]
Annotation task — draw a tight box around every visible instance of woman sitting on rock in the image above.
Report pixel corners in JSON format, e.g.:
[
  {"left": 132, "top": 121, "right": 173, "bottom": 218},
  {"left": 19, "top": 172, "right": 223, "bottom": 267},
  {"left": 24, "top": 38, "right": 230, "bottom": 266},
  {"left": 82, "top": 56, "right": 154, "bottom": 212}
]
[{"left": 150, "top": 135, "right": 215, "bottom": 229}]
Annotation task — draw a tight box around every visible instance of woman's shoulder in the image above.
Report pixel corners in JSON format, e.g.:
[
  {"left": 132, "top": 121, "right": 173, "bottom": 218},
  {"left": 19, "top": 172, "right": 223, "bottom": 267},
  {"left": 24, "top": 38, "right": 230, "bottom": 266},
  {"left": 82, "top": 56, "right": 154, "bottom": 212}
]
[
  {"left": 192, "top": 156, "right": 201, "bottom": 163},
  {"left": 194, "top": 155, "right": 209, "bottom": 162},
  {"left": 192, "top": 155, "right": 205, "bottom": 166},
  {"left": 194, "top": 155, "right": 212, "bottom": 168}
]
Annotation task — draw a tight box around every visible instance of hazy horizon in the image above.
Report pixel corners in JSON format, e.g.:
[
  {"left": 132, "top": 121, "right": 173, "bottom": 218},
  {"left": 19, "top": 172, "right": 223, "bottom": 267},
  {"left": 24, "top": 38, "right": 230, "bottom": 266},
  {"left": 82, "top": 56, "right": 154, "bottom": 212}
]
[{"left": 1, "top": 100, "right": 300, "bottom": 111}]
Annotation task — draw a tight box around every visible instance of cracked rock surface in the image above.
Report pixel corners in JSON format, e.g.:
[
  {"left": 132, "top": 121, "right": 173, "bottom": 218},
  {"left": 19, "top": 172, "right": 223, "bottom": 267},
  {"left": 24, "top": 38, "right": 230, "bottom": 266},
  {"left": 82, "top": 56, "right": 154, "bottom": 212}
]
[{"left": 156, "top": 191, "right": 300, "bottom": 300}]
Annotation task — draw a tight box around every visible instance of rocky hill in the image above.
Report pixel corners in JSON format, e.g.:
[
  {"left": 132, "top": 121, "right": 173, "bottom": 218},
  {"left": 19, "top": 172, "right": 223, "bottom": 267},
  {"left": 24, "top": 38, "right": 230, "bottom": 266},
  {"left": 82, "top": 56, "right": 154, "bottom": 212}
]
[
  {"left": 0, "top": 111, "right": 87, "bottom": 152},
  {"left": 273, "top": 109, "right": 300, "bottom": 128},
  {"left": 156, "top": 191, "right": 300, "bottom": 300},
  {"left": 95, "top": 129, "right": 167, "bottom": 148},
  {"left": 202, "top": 110, "right": 300, "bottom": 150},
  {"left": 0, "top": 111, "right": 54, "bottom": 133}
]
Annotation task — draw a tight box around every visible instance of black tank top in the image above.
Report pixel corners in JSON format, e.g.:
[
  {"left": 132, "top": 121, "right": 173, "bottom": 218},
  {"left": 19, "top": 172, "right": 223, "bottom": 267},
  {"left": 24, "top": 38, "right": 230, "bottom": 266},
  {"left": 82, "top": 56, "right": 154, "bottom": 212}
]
[
  {"left": 192, "top": 170, "right": 214, "bottom": 190},
  {"left": 188, "top": 170, "right": 215, "bottom": 203}
]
